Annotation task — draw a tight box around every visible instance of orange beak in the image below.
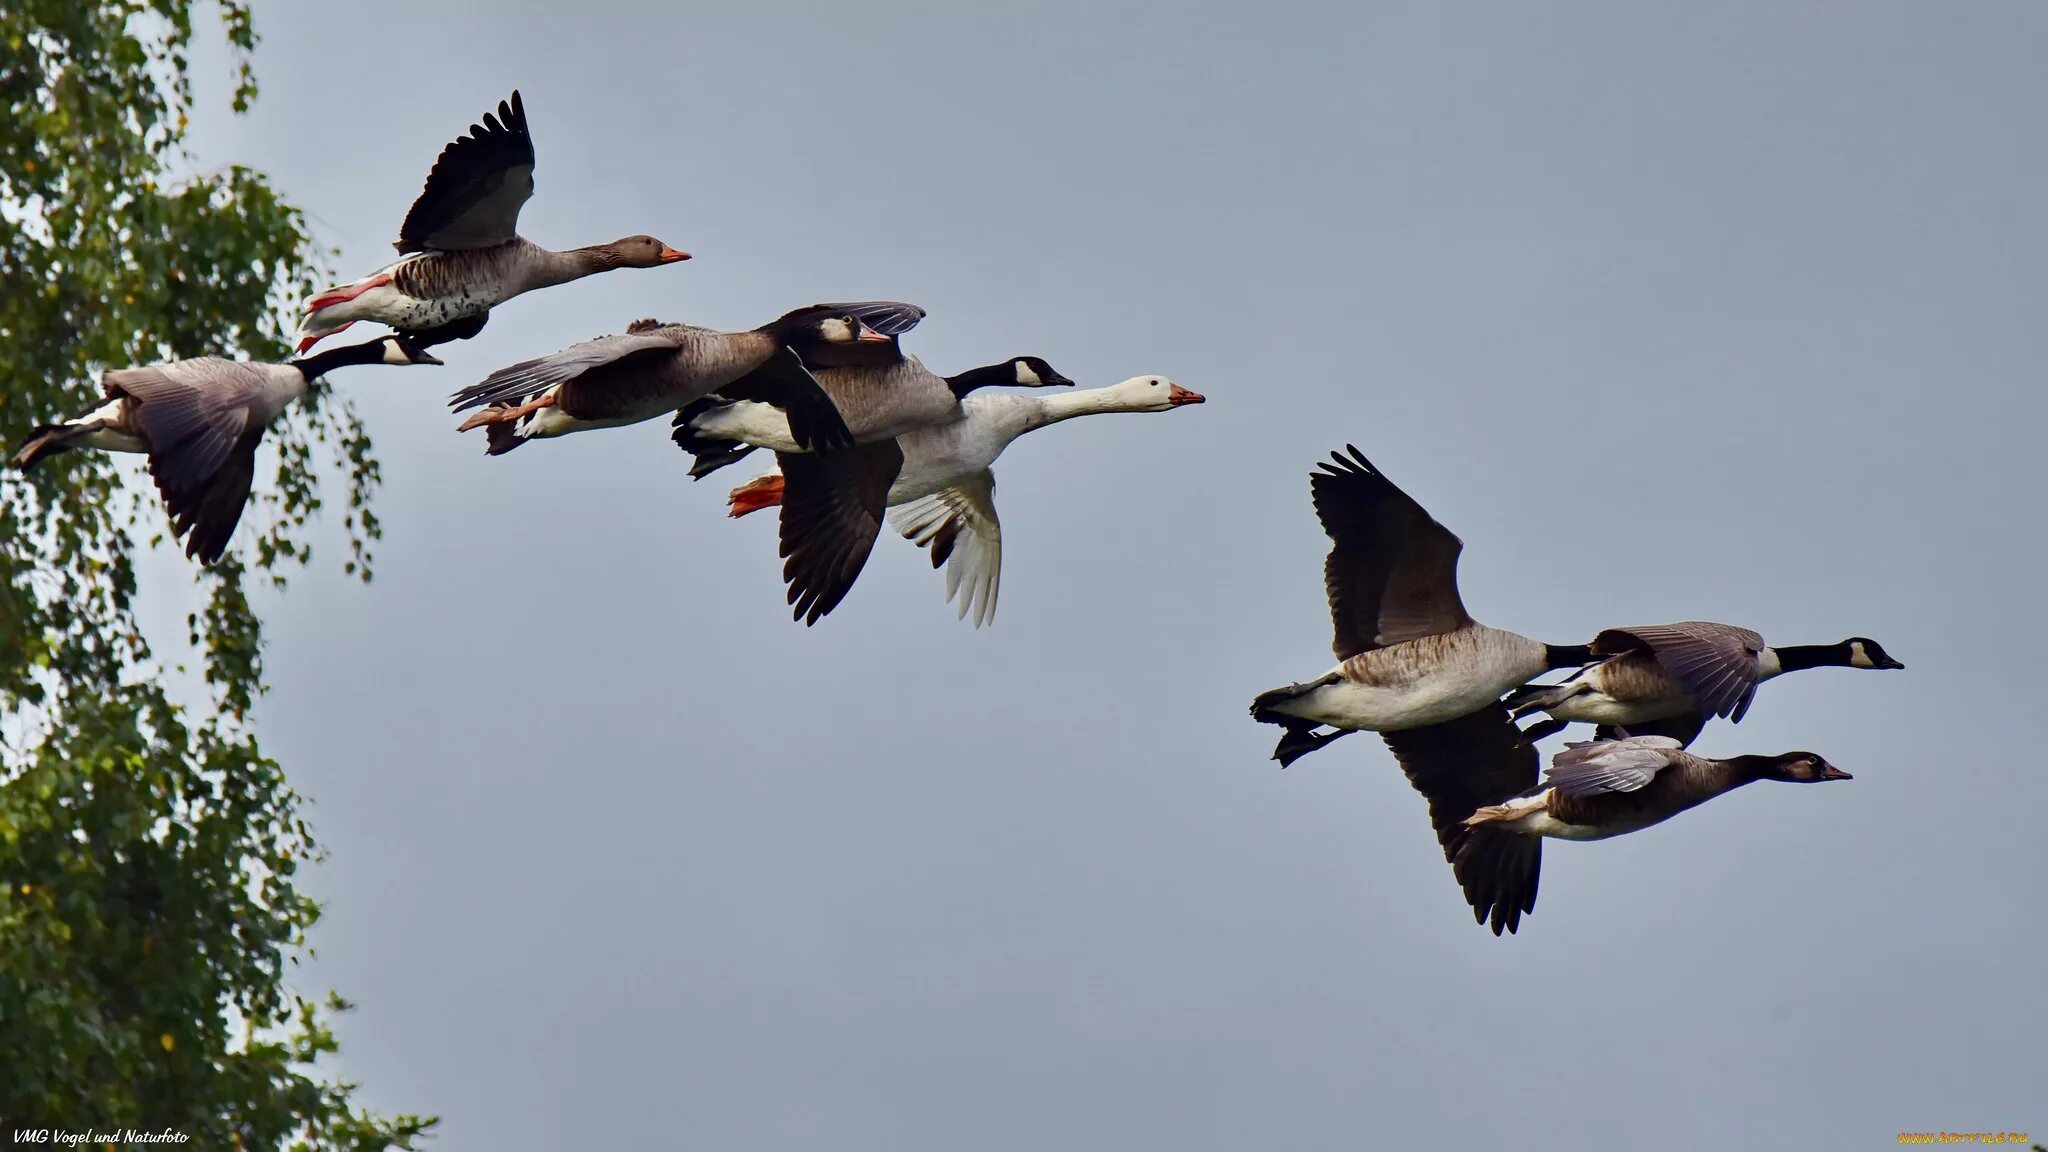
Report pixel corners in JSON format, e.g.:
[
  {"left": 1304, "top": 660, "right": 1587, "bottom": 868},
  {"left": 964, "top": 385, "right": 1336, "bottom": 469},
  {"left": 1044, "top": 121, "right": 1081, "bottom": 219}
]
[
  {"left": 1167, "top": 384, "right": 1206, "bottom": 406},
  {"left": 658, "top": 246, "right": 691, "bottom": 264}
]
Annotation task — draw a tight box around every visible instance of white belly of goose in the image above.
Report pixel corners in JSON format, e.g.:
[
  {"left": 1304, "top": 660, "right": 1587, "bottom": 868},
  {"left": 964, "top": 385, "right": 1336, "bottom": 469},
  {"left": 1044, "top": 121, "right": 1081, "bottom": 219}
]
[
  {"left": 1543, "top": 691, "right": 1694, "bottom": 725},
  {"left": 1486, "top": 793, "right": 1614, "bottom": 841},
  {"left": 692, "top": 401, "right": 801, "bottom": 453}
]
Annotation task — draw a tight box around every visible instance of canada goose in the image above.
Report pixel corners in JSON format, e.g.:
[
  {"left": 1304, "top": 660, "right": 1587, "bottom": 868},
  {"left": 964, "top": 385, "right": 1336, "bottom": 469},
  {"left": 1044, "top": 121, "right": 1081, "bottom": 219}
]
[
  {"left": 295, "top": 91, "right": 688, "bottom": 352},
  {"left": 1445, "top": 736, "right": 1851, "bottom": 932},
  {"left": 443, "top": 302, "right": 926, "bottom": 454},
  {"left": 1245, "top": 447, "right": 1595, "bottom": 934},
  {"left": 10, "top": 334, "right": 440, "bottom": 562},
  {"left": 673, "top": 344, "right": 1073, "bottom": 625},
  {"left": 1508, "top": 622, "right": 1905, "bottom": 746},
  {"left": 722, "top": 374, "right": 1206, "bottom": 626},
  {"left": 1248, "top": 446, "right": 1593, "bottom": 766}
]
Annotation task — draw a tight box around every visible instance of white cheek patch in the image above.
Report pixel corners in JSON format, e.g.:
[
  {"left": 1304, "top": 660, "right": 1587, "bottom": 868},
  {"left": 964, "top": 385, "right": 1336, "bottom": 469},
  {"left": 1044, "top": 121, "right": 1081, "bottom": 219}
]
[
  {"left": 821, "top": 319, "right": 852, "bottom": 343},
  {"left": 1849, "top": 642, "right": 1873, "bottom": 668},
  {"left": 1013, "top": 361, "right": 1042, "bottom": 386},
  {"left": 382, "top": 342, "right": 409, "bottom": 365}
]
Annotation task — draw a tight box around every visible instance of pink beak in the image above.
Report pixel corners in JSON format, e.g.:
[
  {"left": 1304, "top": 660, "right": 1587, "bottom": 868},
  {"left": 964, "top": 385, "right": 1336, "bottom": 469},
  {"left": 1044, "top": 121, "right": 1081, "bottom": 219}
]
[
  {"left": 1167, "top": 384, "right": 1206, "bottom": 406},
  {"left": 855, "top": 324, "right": 894, "bottom": 345}
]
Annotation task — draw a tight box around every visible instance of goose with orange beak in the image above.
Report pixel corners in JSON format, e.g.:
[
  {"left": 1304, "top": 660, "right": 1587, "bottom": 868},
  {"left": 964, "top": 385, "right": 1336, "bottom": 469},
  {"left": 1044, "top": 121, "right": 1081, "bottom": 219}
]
[{"left": 295, "top": 90, "right": 688, "bottom": 353}]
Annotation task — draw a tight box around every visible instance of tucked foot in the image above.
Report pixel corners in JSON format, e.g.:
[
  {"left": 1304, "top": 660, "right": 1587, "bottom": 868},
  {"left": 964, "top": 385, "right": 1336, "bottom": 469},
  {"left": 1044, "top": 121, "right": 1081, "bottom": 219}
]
[
  {"left": 728, "top": 474, "right": 785, "bottom": 518},
  {"left": 456, "top": 393, "right": 555, "bottom": 433},
  {"left": 1272, "top": 725, "right": 1355, "bottom": 769}
]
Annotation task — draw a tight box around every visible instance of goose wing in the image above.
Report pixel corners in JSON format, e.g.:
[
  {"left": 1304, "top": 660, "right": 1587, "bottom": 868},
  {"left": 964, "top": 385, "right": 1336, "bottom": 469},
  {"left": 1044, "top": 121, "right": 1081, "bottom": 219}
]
[
  {"left": 1311, "top": 445, "right": 1471, "bottom": 660},
  {"left": 825, "top": 300, "right": 927, "bottom": 337},
  {"left": 449, "top": 327, "right": 685, "bottom": 412},
  {"left": 1544, "top": 736, "right": 1686, "bottom": 797},
  {"left": 889, "top": 470, "right": 1002, "bottom": 627},
  {"left": 716, "top": 347, "right": 854, "bottom": 451},
  {"left": 106, "top": 360, "right": 265, "bottom": 494},
  {"left": 777, "top": 440, "right": 905, "bottom": 625},
  {"left": 1379, "top": 705, "right": 1541, "bottom": 936},
  {"left": 397, "top": 91, "right": 537, "bottom": 253},
  {"left": 1593, "top": 622, "right": 1766, "bottom": 722}
]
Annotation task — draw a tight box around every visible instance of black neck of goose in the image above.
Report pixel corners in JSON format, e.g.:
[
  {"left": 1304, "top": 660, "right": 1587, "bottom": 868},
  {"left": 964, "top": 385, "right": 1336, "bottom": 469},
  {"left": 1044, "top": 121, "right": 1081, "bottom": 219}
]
[
  {"left": 1545, "top": 644, "right": 1595, "bottom": 670},
  {"left": 294, "top": 339, "right": 389, "bottom": 382},
  {"left": 1772, "top": 642, "right": 1850, "bottom": 673},
  {"left": 946, "top": 362, "right": 1019, "bottom": 398},
  {"left": 1716, "top": 755, "right": 1783, "bottom": 786}
]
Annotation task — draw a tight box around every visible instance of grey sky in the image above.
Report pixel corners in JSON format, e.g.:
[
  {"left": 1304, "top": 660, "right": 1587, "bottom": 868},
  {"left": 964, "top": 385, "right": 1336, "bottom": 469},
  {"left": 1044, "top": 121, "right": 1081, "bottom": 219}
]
[{"left": 162, "top": 2, "right": 2045, "bottom": 1147}]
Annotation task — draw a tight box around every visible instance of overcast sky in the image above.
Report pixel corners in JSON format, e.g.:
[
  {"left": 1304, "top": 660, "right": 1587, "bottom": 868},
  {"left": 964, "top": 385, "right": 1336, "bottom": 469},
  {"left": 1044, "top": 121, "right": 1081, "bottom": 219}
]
[{"left": 161, "top": 2, "right": 2047, "bottom": 1147}]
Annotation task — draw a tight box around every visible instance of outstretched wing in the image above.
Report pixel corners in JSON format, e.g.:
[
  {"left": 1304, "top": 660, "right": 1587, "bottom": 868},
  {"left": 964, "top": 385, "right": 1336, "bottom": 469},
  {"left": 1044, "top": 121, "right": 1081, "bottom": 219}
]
[
  {"left": 107, "top": 360, "right": 263, "bottom": 495},
  {"left": 397, "top": 91, "right": 537, "bottom": 252},
  {"left": 1379, "top": 705, "right": 1543, "bottom": 936},
  {"left": 450, "top": 328, "right": 683, "bottom": 412},
  {"left": 777, "top": 440, "right": 905, "bottom": 626},
  {"left": 1312, "top": 445, "right": 1470, "bottom": 660},
  {"left": 818, "top": 300, "right": 927, "bottom": 337},
  {"left": 889, "top": 470, "right": 1002, "bottom": 627},
  {"left": 1593, "top": 622, "right": 1767, "bottom": 722},
  {"left": 1544, "top": 736, "right": 1685, "bottom": 797}
]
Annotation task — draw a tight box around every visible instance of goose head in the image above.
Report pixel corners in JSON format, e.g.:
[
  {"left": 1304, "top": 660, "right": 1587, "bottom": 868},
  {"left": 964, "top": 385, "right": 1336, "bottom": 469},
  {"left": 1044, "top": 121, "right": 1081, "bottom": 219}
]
[
  {"left": 1101, "top": 374, "right": 1206, "bottom": 411},
  {"left": 767, "top": 306, "right": 895, "bottom": 347},
  {"left": 1843, "top": 637, "right": 1905, "bottom": 670},
  {"left": 1009, "top": 357, "right": 1074, "bottom": 388},
  {"left": 1760, "top": 752, "right": 1853, "bottom": 783},
  {"left": 599, "top": 234, "right": 691, "bottom": 267}
]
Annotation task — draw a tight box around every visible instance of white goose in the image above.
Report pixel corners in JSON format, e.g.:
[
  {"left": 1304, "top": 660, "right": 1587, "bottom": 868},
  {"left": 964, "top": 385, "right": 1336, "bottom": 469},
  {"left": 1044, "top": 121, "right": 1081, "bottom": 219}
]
[{"left": 720, "top": 374, "right": 1206, "bottom": 625}]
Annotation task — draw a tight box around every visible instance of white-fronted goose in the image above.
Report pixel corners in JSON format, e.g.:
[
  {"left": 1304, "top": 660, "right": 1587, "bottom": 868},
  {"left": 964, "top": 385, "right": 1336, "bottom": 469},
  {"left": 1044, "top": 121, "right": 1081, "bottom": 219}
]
[
  {"left": 672, "top": 336, "right": 1071, "bottom": 625},
  {"left": 295, "top": 92, "right": 688, "bottom": 352},
  {"left": 1444, "top": 736, "right": 1851, "bottom": 931},
  {"left": 1509, "top": 622, "right": 1905, "bottom": 746},
  {"left": 443, "top": 302, "right": 927, "bottom": 454},
  {"left": 722, "top": 374, "right": 1206, "bottom": 626},
  {"left": 10, "top": 335, "right": 440, "bottom": 562}
]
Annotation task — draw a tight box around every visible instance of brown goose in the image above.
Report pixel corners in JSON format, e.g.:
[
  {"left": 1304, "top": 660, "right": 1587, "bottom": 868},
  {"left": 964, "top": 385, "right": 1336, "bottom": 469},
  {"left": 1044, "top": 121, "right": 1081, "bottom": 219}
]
[
  {"left": 672, "top": 319, "right": 1069, "bottom": 625},
  {"left": 296, "top": 91, "right": 688, "bottom": 352},
  {"left": 1451, "top": 735, "right": 1850, "bottom": 927},
  {"left": 11, "top": 334, "right": 440, "bottom": 562},
  {"left": 444, "top": 303, "right": 927, "bottom": 455},
  {"left": 1509, "top": 622, "right": 1904, "bottom": 746}
]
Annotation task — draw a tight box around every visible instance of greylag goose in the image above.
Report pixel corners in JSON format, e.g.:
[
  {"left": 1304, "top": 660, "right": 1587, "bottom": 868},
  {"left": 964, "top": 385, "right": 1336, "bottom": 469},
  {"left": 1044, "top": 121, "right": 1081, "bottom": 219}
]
[
  {"left": 1508, "top": 623, "right": 1904, "bottom": 746},
  {"left": 295, "top": 91, "right": 687, "bottom": 352},
  {"left": 723, "top": 374, "right": 1205, "bottom": 626},
  {"left": 444, "top": 302, "right": 926, "bottom": 454},
  {"left": 11, "top": 335, "right": 440, "bottom": 562},
  {"left": 673, "top": 332, "right": 1071, "bottom": 625},
  {"left": 1440, "top": 735, "right": 1850, "bottom": 932}
]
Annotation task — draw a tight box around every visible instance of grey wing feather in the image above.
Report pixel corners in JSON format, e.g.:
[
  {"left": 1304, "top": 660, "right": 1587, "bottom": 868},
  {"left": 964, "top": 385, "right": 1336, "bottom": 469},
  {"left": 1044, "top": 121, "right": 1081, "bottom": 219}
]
[
  {"left": 818, "top": 301, "right": 927, "bottom": 337},
  {"left": 1596, "top": 622, "right": 1765, "bottom": 721},
  {"left": 450, "top": 329, "right": 684, "bottom": 412},
  {"left": 1545, "top": 737, "right": 1684, "bottom": 797},
  {"left": 106, "top": 361, "right": 261, "bottom": 494}
]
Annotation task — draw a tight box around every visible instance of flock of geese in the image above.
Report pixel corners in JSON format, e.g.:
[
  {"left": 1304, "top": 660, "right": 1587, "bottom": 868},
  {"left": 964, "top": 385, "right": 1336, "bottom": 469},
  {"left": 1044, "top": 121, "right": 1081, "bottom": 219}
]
[{"left": 8, "top": 92, "right": 1902, "bottom": 935}]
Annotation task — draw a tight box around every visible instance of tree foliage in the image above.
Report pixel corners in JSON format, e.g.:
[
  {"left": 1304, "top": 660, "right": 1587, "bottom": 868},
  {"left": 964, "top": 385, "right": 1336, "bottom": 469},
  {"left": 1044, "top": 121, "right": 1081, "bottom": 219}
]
[{"left": 0, "top": 3, "right": 429, "bottom": 1145}]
